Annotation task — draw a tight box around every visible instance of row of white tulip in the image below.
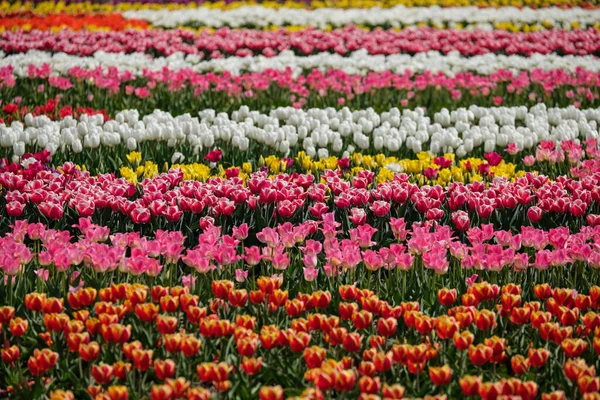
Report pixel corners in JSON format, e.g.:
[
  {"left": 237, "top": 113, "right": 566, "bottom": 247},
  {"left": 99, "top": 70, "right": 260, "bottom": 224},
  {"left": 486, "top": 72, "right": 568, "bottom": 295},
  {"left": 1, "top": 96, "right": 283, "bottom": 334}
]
[
  {"left": 2, "top": 105, "right": 598, "bottom": 160},
  {"left": 122, "top": 5, "right": 600, "bottom": 28},
  {"left": 3, "top": 50, "right": 599, "bottom": 77}
]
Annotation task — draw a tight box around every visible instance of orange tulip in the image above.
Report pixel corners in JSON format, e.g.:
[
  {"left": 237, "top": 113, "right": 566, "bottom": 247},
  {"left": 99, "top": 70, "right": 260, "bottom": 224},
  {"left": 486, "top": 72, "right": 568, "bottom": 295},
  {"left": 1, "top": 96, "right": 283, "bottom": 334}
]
[
  {"left": 563, "top": 358, "right": 595, "bottom": 381},
  {"left": 131, "top": 349, "right": 153, "bottom": 372},
  {"left": 468, "top": 344, "right": 493, "bottom": 366},
  {"left": 105, "top": 385, "right": 129, "bottom": 400},
  {"left": 527, "top": 347, "right": 550, "bottom": 368},
  {"left": 577, "top": 375, "right": 600, "bottom": 394},
  {"left": 28, "top": 348, "right": 59, "bottom": 376},
  {"left": 259, "top": 386, "right": 283, "bottom": 400},
  {"left": 541, "top": 391, "right": 566, "bottom": 400},
  {"left": 92, "top": 363, "right": 114, "bottom": 385},
  {"left": 9, "top": 317, "right": 28, "bottom": 336},
  {"left": 474, "top": 310, "right": 496, "bottom": 331},
  {"left": 66, "top": 332, "right": 90, "bottom": 352},
  {"left": 534, "top": 283, "right": 552, "bottom": 299},
  {"left": 372, "top": 352, "right": 393, "bottom": 372},
  {"left": 343, "top": 332, "right": 362, "bottom": 353},
  {"left": 339, "top": 285, "right": 358, "bottom": 301},
  {"left": 453, "top": 331, "right": 474, "bottom": 351},
  {"left": 135, "top": 303, "right": 159, "bottom": 323},
  {"left": 435, "top": 315, "right": 459, "bottom": 340},
  {"left": 1, "top": 345, "right": 19, "bottom": 364},
  {"left": 159, "top": 295, "right": 179, "bottom": 313},
  {"left": 25, "top": 293, "right": 45, "bottom": 312},
  {"left": 459, "top": 375, "right": 482, "bottom": 396},
  {"left": 333, "top": 370, "right": 356, "bottom": 392},
  {"left": 339, "top": 302, "right": 359, "bottom": 321},
  {"left": 437, "top": 288, "right": 457, "bottom": 306},
  {"left": 164, "top": 377, "right": 190, "bottom": 398},
  {"left": 181, "top": 335, "right": 202, "bottom": 357},
  {"left": 154, "top": 359, "right": 176, "bottom": 381},
  {"left": 285, "top": 299, "right": 305, "bottom": 317},
  {"left": 113, "top": 361, "right": 131, "bottom": 380},
  {"left": 288, "top": 331, "right": 311, "bottom": 352},
  {"left": 150, "top": 384, "right": 173, "bottom": 400},
  {"left": 304, "top": 346, "right": 326, "bottom": 369},
  {"left": 510, "top": 307, "right": 532, "bottom": 325},
  {"left": 413, "top": 314, "right": 434, "bottom": 334},
  {"left": 376, "top": 317, "right": 397, "bottom": 337},
  {"left": 197, "top": 362, "right": 230, "bottom": 383},
  {"left": 186, "top": 387, "right": 211, "bottom": 400},
  {"left": 511, "top": 355, "right": 530, "bottom": 375},
  {"left": 382, "top": 384, "right": 405, "bottom": 399},
  {"left": 358, "top": 376, "right": 380, "bottom": 394},
  {"left": 561, "top": 338, "right": 588, "bottom": 358},
  {"left": 429, "top": 365, "right": 452, "bottom": 386},
  {"left": 228, "top": 289, "right": 248, "bottom": 307},
  {"left": 352, "top": 310, "right": 373, "bottom": 330},
  {"left": 211, "top": 280, "right": 234, "bottom": 299},
  {"left": 240, "top": 357, "right": 262, "bottom": 375}
]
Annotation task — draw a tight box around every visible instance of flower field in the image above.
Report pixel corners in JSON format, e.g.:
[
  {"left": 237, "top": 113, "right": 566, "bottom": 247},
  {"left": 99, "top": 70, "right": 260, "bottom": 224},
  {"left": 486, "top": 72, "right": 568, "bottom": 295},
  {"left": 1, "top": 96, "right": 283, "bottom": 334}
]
[{"left": 1, "top": 0, "right": 600, "bottom": 399}]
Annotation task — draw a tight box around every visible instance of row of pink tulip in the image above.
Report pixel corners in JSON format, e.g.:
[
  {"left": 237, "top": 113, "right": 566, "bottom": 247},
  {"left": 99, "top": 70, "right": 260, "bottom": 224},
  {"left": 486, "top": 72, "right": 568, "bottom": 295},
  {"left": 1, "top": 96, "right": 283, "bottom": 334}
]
[
  {"left": 18, "top": 63, "right": 600, "bottom": 96},
  {"left": 2, "top": 65, "right": 597, "bottom": 117},
  {"left": 1, "top": 157, "right": 599, "bottom": 233},
  {"left": 2, "top": 217, "right": 600, "bottom": 294},
  {"left": 3, "top": 27, "right": 600, "bottom": 57}
]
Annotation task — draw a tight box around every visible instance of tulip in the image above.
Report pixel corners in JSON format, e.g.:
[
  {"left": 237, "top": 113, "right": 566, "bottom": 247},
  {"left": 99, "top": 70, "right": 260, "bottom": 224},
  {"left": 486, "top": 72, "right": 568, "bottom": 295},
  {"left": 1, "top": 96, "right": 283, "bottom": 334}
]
[
  {"left": 186, "top": 388, "right": 211, "bottom": 400},
  {"left": 343, "top": 333, "right": 362, "bottom": 353},
  {"left": 453, "top": 331, "right": 474, "bottom": 351},
  {"left": 106, "top": 386, "right": 129, "bottom": 400},
  {"left": 113, "top": 361, "right": 131, "bottom": 380},
  {"left": 236, "top": 337, "right": 258, "bottom": 357},
  {"left": 511, "top": 355, "right": 530, "bottom": 375},
  {"left": 452, "top": 211, "right": 470, "bottom": 231},
  {"left": 331, "top": 370, "right": 355, "bottom": 392},
  {"left": 259, "top": 386, "right": 283, "bottom": 400},
  {"left": 92, "top": 363, "right": 114, "bottom": 385},
  {"left": 376, "top": 317, "right": 397, "bottom": 337},
  {"left": 382, "top": 384, "right": 405, "bottom": 399},
  {"left": 9, "top": 317, "right": 28, "bottom": 336},
  {"left": 358, "top": 376, "right": 380, "bottom": 394},
  {"left": 542, "top": 391, "right": 566, "bottom": 400},
  {"left": 474, "top": 310, "right": 496, "bottom": 331},
  {"left": 528, "top": 348, "right": 550, "bottom": 368},
  {"left": 150, "top": 385, "right": 173, "bottom": 400},
  {"left": 561, "top": 338, "right": 588, "bottom": 358},
  {"left": 459, "top": 375, "right": 482, "bottom": 396},
  {"left": 435, "top": 315, "right": 459, "bottom": 340},
  {"left": 132, "top": 349, "right": 153, "bottom": 372},
  {"left": 1, "top": 345, "right": 20, "bottom": 364},
  {"left": 154, "top": 359, "right": 176, "bottom": 380},
  {"left": 437, "top": 288, "right": 457, "bottom": 306},
  {"left": 240, "top": 357, "right": 262, "bottom": 375},
  {"left": 303, "top": 346, "right": 326, "bottom": 369},
  {"left": 372, "top": 352, "right": 393, "bottom": 372},
  {"left": 288, "top": 331, "right": 311, "bottom": 352},
  {"left": 468, "top": 344, "right": 493, "bottom": 366},
  {"left": 429, "top": 365, "right": 452, "bottom": 386},
  {"left": 527, "top": 206, "right": 543, "bottom": 223}
]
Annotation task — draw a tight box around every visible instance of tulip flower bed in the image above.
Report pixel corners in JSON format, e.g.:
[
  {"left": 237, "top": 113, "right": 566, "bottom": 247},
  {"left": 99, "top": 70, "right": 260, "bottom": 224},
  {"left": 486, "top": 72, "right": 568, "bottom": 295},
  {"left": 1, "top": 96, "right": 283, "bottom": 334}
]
[
  {"left": 1, "top": 68, "right": 598, "bottom": 119},
  {"left": 4, "top": 28, "right": 600, "bottom": 57},
  {"left": 0, "top": 13, "right": 150, "bottom": 31},
  {"left": 3, "top": 0, "right": 600, "bottom": 398},
  {"left": 1, "top": 274, "right": 600, "bottom": 400},
  {"left": 1, "top": 105, "right": 599, "bottom": 168},
  {"left": 6, "top": 0, "right": 600, "bottom": 9},
  {"left": 121, "top": 5, "right": 600, "bottom": 30}
]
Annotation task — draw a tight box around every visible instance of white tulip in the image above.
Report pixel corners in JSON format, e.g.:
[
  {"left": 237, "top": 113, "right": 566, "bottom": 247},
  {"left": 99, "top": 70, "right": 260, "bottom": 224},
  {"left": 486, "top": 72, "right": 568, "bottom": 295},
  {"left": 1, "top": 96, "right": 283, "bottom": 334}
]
[{"left": 127, "top": 137, "right": 137, "bottom": 151}]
